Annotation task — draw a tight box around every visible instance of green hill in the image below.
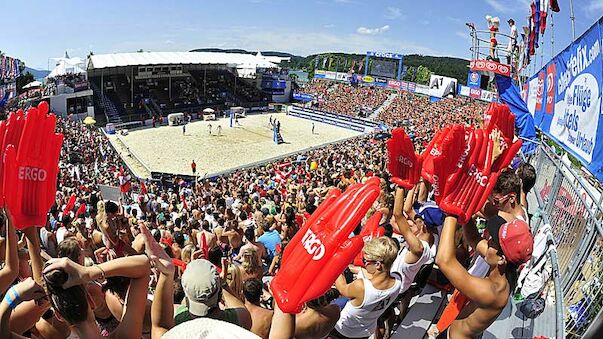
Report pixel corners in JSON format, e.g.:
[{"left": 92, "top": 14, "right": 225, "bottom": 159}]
[{"left": 189, "top": 48, "right": 469, "bottom": 85}]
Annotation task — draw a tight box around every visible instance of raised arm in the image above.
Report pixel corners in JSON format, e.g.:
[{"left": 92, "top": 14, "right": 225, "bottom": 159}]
[
  {"left": 334, "top": 274, "right": 364, "bottom": 303},
  {"left": 392, "top": 187, "right": 424, "bottom": 261},
  {"left": 23, "top": 226, "right": 44, "bottom": 285},
  {"left": 269, "top": 290, "right": 295, "bottom": 339},
  {"left": 436, "top": 216, "right": 497, "bottom": 307},
  {"left": 0, "top": 210, "right": 19, "bottom": 292},
  {"left": 403, "top": 187, "right": 417, "bottom": 219},
  {"left": 462, "top": 219, "right": 488, "bottom": 258},
  {"left": 140, "top": 224, "right": 174, "bottom": 339}
]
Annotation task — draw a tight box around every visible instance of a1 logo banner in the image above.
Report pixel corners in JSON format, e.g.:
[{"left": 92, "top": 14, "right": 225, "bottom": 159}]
[{"left": 3, "top": 102, "right": 64, "bottom": 229}]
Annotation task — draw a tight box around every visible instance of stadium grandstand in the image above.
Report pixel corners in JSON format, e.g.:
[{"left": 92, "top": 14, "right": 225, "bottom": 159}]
[{"left": 87, "top": 51, "right": 290, "bottom": 124}]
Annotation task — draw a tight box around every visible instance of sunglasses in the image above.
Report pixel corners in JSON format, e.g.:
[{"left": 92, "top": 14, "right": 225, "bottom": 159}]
[
  {"left": 362, "top": 257, "right": 379, "bottom": 267},
  {"left": 488, "top": 193, "right": 513, "bottom": 205}
]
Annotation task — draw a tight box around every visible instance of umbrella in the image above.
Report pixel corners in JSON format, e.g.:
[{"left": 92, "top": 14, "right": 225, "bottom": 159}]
[
  {"left": 83, "top": 116, "right": 96, "bottom": 125},
  {"left": 203, "top": 108, "right": 215, "bottom": 113}
]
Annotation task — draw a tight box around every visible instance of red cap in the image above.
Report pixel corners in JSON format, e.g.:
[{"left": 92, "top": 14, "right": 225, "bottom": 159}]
[{"left": 499, "top": 219, "right": 533, "bottom": 265}]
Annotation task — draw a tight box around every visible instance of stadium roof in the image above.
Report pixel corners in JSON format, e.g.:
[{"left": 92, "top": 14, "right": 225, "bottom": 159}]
[{"left": 87, "top": 52, "right": 278, "bottom": 70}]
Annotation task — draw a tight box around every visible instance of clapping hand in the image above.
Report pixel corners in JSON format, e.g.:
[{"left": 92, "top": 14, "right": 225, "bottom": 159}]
[{"left": 140, "top": 222, "right": 174, "bottom": 277}]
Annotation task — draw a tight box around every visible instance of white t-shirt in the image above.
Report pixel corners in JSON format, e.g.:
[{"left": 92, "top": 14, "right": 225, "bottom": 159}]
[
  {"left": 56, "top": 226, "right": 68, "bottom": 244},
  {"left": 335, "top": 277, "right": 402, "bottom": 337},
  {"left": 390, "top": 237, "right": 438, "bottom": 294}
]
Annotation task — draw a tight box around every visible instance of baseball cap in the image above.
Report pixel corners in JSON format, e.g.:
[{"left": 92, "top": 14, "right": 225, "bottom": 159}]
[
  {"left": 163, "top": 318, "right": 259, "bottom": 339},
  {"left": 488, "top": 217, "right": 533, "bottom": 265},
  {"left": 182, "top": 259, "right": 221, "bottom": 317},
  {"left": 416, "top": 204, "right": 444, "bottom": 230}
]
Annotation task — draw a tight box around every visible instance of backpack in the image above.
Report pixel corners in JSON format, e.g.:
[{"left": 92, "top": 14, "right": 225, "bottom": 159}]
[{"left": 515, "top": 224, "right": 553, "bottom": 319}]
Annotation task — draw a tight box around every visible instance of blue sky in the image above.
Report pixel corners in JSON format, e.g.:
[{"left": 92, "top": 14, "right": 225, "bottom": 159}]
[{"left": 1, "top": 0, "right": 600, "bottom": 71}]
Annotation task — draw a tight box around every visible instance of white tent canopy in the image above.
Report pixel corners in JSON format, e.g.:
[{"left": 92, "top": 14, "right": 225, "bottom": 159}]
[
  {"left": 22, "top": 81, "right": 43, "bottom": 89},
  {"left": 47, "top": 55, "right": 86, "bottom": 78},
  {"left": 87, "top": 52, "right": 278, "bottom": 70},
  {"left": 203, "top": 108, "right": 215, "bottom": 113}
]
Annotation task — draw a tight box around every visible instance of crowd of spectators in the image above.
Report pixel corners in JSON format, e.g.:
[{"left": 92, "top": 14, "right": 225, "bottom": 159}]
[
  {"left": 377, "top": 93, "right": 486, "bottom": 151},
  {"left": 0, "top": 80, "right": 538, "bottom": 339},
  {"left": 299, "top": 80, "right": 390, "bottom": 117}
]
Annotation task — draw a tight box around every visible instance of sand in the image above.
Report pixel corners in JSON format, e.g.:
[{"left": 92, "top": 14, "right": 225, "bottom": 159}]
[{"left": 109, "top": 112, "right": 362, "bottom": 177}]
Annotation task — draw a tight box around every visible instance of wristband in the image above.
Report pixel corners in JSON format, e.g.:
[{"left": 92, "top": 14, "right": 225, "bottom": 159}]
[{"left": 4, "top": 286, "right": 21, "bottom": 310}]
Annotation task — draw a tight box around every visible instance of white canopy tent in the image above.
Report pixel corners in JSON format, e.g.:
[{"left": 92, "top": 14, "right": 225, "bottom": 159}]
[
  {"left": 47, "top": 55, "right": 86, "bottom": 78},
  {"left": 22, "top": 81, "right": 43, "bottom": 89}
]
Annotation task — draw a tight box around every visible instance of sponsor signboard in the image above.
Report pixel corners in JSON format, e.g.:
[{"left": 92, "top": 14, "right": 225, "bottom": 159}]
[
  {"left": 529, "top": 18, "right": 603, "bottom": 181},
  {"left": 428, "top": 75, "right": 458, "bottom": 98},
  {"left": 467, "top": 70, "right": 482, "bottom": 87},
  {"left": 366, "top": 51, "right": 403, "bottom": 60},
  {"left": 325, "top": 71, "right": 337, "bottom": 80},
  {"left": 469, "top": 59, "right": 511, "bottom": 77},
  {"left": 387, "top": 79, "right": 401, "bottom": 89}
]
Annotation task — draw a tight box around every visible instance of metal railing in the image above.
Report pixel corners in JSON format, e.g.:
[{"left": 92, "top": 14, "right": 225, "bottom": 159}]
[{"left": 528, "top": 141, "right": 603, "bottom": 339}]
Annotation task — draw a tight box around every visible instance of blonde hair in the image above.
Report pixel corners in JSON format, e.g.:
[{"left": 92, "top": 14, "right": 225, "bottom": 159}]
[
  {"left": 227, "top": 264, "right": 244, "bottom": 301},
  {"left": 363, "top": 236, "right": 398, "bottom": 269},
  {"left": 241, "top": 248, "right": 261, "bottom": 275},
  {"left": 181, "top": 244, "right": 195, "bottom": 264}
]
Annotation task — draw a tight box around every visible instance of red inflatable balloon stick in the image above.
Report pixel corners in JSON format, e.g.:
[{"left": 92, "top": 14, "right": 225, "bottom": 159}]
[
  {"left": 421, "top": 125, "right": 467, "bottom": 204},
  {"left": 63, "top": 194, "right": 77, "bottom": 216},
  {"left": 271, "top": 177, "right": 381, "bottom": 313},
  {"left": 387, "top": 128, "right": 422, "bottom": 189},
  {"left": 484, "top": 103, "right": 522, "bottom": 173},
  {"left": 353, "top": 211, "right": 385, "bottom": 267},
  {"left": 0, "top": 109, "right": 26, "bottom": 207},
  {"left": 4, "top": 103, "right": 64, "bottom": 229},
  {"left": 75, "top": 203, "right": 87, "bottom": 217}
]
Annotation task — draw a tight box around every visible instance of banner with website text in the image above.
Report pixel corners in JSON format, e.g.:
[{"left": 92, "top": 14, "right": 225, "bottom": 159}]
[{"left": 526, "top": 18, "right": 603, "bottom": 181}]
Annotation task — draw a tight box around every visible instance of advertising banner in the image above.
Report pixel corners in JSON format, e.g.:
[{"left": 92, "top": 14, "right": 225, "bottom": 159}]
[
  {"left": 428, "top": 75, "right": 458, "bottom": 98},
  {"left": 415, "top": 84, "right": 430, "bottom": 95},
  {"left": 314, "top": 70, "right": 326, "bottom": 79},
  {"left": 530, "top": 18, "right": 603, "bottom": 181},
  {"left": 407, "top": 82, "right": 417, "bottom": 93},
  {"left": 467, "top": 70, "right": 482, "bottom": 87},
  {"left": 469, "top": 59, "right": 511, "bottom": 77},
  {"left": 457, "top": 85, "right": 497, "bottom": 102},
  {"left": 325, "top": 71, "right": 337, "bottom": 80},
  {"left": 400, "top": 81, "right": 409, "bottom": 91},
  {"left": 293, "top": 92, "right": 315, "bottom": 101},
  {"left": 387, "top": 79, "right": 401, "bottom": 89}
]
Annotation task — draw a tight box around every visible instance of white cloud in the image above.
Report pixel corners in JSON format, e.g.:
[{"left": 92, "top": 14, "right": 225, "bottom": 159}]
[
  {"left": 334, "top": 0, "right": 351, "bottom": 3},
  {"left": 486, "top": 0, "right": 533, "bottom": 14},
  {"left": 587, "top": 0, "right": 603, "bottom": 12},
  {"left": 178, "top": 26, "right": 435, "bottom": 57},
  {"left": 384, "top": 7, "right": 402, "bottom": 19},
  {"left": 485, "top": 0, "right": 507, "bottom": 12},
  {"left": 164, "top": 40, "right": 175, "bottom": 45},
  {"left": 357, "top": 25, "right": 390, "bottom": 35},
  {"left": 323, "top": 24, "right": 335, "bottom": 29}
]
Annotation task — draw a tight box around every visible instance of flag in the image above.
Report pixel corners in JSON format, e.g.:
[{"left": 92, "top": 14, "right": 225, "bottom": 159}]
[
  {"left": 140, "top": 179, "right": 148, "bottom": 195},
  {"left": 314, "top": 56, "right": 320, "bottom": 68},
  {"left": 76, "top": 204, "right": 87, "bottom": 217},
  {"left": 118, "top": 167, "right": 131, "bottom": 193},
  {"left": 550, "top": 0, "right": 560, "bottom": 12},
  {"left": 534, "top": 0, "right": 541, "bottom": 49},
  {"left": 540, "top": 0, "right": 548, "bottom": 34},
  {"left": 181, "top": 194, "right": 188, "bottom": 210}
]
